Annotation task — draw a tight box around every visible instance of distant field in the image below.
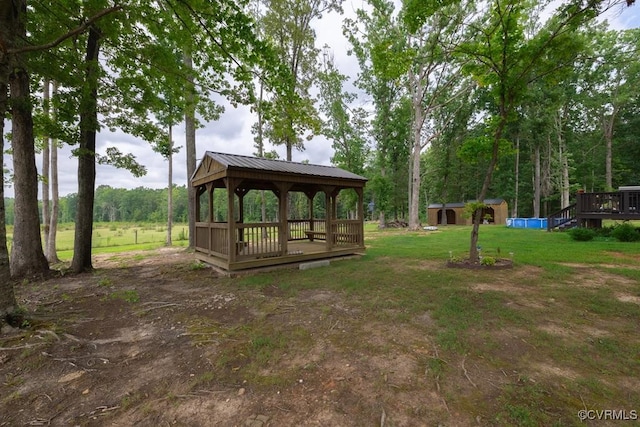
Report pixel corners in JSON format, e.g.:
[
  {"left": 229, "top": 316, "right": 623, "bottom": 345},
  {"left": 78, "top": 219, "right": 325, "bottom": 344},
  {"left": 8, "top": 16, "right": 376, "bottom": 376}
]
[{"left": 6, "top": 222, "right": 190, "bottom": 260}]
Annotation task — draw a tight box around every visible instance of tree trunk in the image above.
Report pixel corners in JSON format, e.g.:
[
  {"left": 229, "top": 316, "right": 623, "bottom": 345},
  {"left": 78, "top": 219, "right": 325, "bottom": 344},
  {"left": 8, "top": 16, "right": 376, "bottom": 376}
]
[
  {"left": 512, "top": 134, "right": 519, "bottom": 217},
  {"left": 408, "top": 138, "right": 422, "bottom": 230},
  {"left": 167, "top": 125, "right": 173, "bottom": 246},
  {"left": 603, "top": 110, "right": 617, "bottom": 191},
  {"left": 9, "top": 57, "right": 50, "bottom": 278},
  {"left": 533, "top": 144, "right": 541, "bottom": 218},
  {"left": 184, "top": 53, "right": 197, "bottom": 249},
  {"left": 71, "top": 25, "right": 101, "bottom": 273},
  {"left": 46, "top": 82, "right": 61, "bottom": 264},
  {"left": 408, "top": 66, "right": 424, "bottom": 231},
  {"left": 0, "top": 81, "right": 16, "bottom": 316},
  {"left": 42, "top": 79, "right": 51, "bottom": 255},
  {"left": 560, "top": 141, "right": 570, "bottom": 209}
]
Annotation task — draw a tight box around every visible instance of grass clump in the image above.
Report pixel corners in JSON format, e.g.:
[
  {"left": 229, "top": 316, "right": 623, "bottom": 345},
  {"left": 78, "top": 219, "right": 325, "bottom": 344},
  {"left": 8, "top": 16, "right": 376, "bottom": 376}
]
[{"left": 109, "top": 289, "right": 140, "bottom": 303}]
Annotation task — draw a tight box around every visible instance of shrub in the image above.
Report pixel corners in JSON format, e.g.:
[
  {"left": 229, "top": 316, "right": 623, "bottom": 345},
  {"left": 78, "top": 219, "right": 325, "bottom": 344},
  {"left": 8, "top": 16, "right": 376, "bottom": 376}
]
[
  {"left": 568, "top": 227, "right": 595, "bottom": 241},
  {"left": 596, "top": 225, "right": 615, "bottom": 238},
  {"left": 611, "top": 223, "right": 640, "bottom": 242},
  {"left": 480, "top": 256, "right": 496, "bottom": 266}
]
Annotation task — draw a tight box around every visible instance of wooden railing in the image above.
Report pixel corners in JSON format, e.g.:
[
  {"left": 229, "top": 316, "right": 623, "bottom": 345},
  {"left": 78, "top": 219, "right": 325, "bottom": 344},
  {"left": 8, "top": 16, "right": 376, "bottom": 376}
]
[
  {"left": 547, "top": 191, "right": 640, "bottom": 230},
  {"left": 332, "top": 219, "right": 361, "bottom": 246},
  {"left": 547, "top": 203, "right": 576, "bottom": 231},
  {"left": 577, "top": 191, "right": 640, "bottom": 216},
  {"left": 288, "top": 219, "right": 326, "bottom": 240},
  {"left": 236, "top": 222, "right": 281, "bottom": 258},
  {"left": 195, "top": 222, "right": 229, "bottom": 257},
  {"left": 195, "top": 218, "right": 363, "bottom": 260}
]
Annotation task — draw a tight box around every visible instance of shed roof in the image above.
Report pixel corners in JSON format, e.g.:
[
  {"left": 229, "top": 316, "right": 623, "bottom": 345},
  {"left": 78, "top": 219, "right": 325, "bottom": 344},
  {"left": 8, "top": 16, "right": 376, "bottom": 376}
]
[
  {"left": 428, "top": 199, "right": 506, "bottom": 209},
  {"left": 191, "top": 152, "right": 367, "bottom": 189},
  {"left": 427, "top": 203, "right": 466, "bottom": 209}
]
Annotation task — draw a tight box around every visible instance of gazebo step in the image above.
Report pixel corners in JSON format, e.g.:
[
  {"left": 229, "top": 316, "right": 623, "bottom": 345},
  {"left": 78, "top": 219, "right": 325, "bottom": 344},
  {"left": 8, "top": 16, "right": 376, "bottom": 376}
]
[{"left": 299, "top": 260, "right": 330, "bottom": 270}]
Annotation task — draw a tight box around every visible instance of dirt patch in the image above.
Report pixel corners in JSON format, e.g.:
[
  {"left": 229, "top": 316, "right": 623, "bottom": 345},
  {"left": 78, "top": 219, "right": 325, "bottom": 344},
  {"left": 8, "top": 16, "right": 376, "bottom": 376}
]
[{"left": 0, "top": 249, "right": 466, "bottom": 426}]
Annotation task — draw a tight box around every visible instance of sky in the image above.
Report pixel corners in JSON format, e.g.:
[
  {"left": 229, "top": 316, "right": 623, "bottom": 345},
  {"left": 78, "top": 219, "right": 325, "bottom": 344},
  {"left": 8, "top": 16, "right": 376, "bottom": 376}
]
[{"left": 3, "top": 0, "right": 640, "bottom": 198}]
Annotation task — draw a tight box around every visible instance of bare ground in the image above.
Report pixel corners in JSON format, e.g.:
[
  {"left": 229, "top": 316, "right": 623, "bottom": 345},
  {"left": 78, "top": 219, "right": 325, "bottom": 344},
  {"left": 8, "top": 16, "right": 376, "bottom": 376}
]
[{"left": 0, "top": 247, "right": 638, "bottom": 426}]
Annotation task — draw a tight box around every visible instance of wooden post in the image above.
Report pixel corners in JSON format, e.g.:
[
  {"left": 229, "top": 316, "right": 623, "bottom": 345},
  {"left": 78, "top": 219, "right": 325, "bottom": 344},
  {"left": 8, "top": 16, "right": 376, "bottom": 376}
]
[
  {"left": 206, "top": 183, "right": 214, "bottom": 254},
  {"left": 226, "top": 178, "right": 238, "bottom": 264},
  {"left": 276, "top": 182, "right": 293, "bottom": 256},
  {"left": 356, "top": 187, "right": 364, "bottom": 246}
]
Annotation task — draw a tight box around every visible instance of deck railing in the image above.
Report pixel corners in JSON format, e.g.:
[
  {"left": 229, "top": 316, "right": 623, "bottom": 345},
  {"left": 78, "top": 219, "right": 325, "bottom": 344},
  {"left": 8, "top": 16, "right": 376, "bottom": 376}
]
[
  {"left": 332, "top": 219, "right": 361, "bottom": 246},
  {"left": 577, "top": 191, "right": 640, "bottom": 216},
  {"left": 236, "top": 222, "right": 281, "bottom": 258},
  {"left": 287, "top": 219, "right": 327, "bottom": 240},
  {"left": 196, "top": 218, "right": 363, "bottom": 260},
  {"left": 195, "top": 222, "right": 229, "bottom": 257}
]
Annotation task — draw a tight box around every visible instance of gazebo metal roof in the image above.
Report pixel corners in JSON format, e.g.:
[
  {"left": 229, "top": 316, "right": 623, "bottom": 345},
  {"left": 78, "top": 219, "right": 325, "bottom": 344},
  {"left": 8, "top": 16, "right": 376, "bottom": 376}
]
[{"left": 191, "top": 152, "right": 367, "bottom": 189}]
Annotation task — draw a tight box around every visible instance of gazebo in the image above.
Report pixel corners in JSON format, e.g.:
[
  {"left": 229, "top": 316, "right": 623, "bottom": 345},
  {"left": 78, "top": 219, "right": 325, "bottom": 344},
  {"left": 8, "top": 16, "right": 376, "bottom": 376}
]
[{"left": 190, "top": 152, "right": 367, "bottom": 271}]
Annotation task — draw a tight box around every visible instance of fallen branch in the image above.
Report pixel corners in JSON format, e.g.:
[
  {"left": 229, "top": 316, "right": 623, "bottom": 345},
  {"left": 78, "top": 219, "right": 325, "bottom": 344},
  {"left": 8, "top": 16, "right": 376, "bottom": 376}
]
[
  {"left": 461, "top": 355, "right": 477, "bottom": 388},
  {"left": 441, "top": 397, "right": 450, "bottom": 414},
  {"left": 0, "top": 343, "right": 45, "bottom": 351},
  {"left": 136, "top": 303, "right": 181, "bottom": 314}
]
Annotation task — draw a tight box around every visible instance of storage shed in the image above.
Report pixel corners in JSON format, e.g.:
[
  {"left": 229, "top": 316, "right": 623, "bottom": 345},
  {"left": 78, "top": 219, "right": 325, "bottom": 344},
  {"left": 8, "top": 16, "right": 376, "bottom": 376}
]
[{"left": 427, "top": 199, "right": 508, "bottom": 226}]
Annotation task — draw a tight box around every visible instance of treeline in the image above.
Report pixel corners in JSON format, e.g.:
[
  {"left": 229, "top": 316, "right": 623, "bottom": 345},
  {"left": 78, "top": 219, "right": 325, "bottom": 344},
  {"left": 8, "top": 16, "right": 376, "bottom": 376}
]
[
  {"left": 4, "top": 186, "right": 188, "bottom": 226},
  {"left": 3, "top": 185, "right": 364, "bottom": 226}
]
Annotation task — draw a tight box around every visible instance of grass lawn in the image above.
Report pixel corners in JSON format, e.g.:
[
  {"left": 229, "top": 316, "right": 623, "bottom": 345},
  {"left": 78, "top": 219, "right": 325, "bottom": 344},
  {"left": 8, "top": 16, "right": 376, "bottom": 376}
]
[
  {"left": 233, "top": 223, "right": 640, "bottom": 425},
  {"left": 6, "top": 222, "right": 190, "bottom": 260}
]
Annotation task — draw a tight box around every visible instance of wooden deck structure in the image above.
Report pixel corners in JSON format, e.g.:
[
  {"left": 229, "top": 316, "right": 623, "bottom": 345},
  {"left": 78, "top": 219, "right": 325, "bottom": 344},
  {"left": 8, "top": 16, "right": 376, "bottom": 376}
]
[
  {"left": 190, "top": 152, "right": 367, "bottom": 271},
  {"left": 547, "top": 187, "right": 640, "bottom": 230}
]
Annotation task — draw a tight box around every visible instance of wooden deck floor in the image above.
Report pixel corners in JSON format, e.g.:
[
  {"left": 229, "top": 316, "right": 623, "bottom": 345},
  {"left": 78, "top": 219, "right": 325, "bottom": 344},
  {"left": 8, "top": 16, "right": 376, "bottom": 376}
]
[{"left": 195, "top": 239, "right": 364, "bottom": 272}]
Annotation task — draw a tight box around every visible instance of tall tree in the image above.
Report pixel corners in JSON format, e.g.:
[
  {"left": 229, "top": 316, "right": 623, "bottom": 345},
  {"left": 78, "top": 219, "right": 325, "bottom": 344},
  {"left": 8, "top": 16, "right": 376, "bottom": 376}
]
[
  {"left": 46, "top": 81, "right": 61, "bottom": 264},
  {"left": 580, "top": 27, "right": 640, "bottom": 190},
  {"left": 345, "top": 0, "right": 410, "bottom": 226},
  {"left": 8, "top": 0, "right": 49, "bottom": 277},
  {"left": 0, "top": 70, "right": 14, "bottom": 318},
  {"left": 261, "top": 0, "right": 340, "bottom": 160},
  {"left": 71, "top": 21, "right": 102, "bottom": 273},
  {"left": 402, "top": 4, "right": 470, "bottom": 230},
  {"left": 184, "top": 53, "right": 197, "bottom": 248},
  {"left": 41, "top": 79, "right": 51, "bottom": 253},
  {"left": 0, "top": 0, "right": 15, "bottom": 306},
  {"left": 317, "top": 48, "right": 368, "bottom": 175}
]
